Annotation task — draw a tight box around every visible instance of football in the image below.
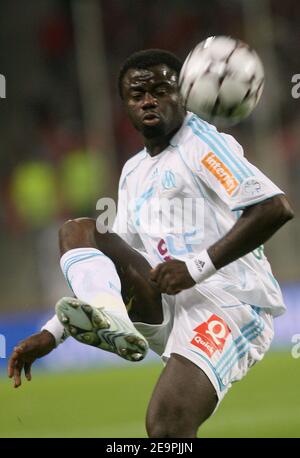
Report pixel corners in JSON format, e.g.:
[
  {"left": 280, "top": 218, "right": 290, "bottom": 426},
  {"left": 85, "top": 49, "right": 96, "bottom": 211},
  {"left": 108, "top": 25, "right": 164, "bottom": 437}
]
[{"left": 179, "top": 36, "right": 265, "bottom": 126}]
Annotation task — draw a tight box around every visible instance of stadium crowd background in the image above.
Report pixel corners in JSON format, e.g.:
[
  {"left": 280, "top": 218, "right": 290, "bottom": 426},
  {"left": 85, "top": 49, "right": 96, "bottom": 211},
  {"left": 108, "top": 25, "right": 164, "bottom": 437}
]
[
  {"left": 0, "top": 1, "right": 299, "bottom": 340},
  {"left": 0, "top": 0, "right": 299, "bottom": 313},
  {"left": 0, "top": 0, "right": 299, "bottom": 438}
]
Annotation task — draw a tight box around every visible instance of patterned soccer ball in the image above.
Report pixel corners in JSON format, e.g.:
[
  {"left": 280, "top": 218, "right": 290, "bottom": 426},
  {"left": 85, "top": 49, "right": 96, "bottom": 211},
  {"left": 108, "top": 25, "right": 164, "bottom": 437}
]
[{"left": 179, "top": 36, "right": 264, "bottom": 126}]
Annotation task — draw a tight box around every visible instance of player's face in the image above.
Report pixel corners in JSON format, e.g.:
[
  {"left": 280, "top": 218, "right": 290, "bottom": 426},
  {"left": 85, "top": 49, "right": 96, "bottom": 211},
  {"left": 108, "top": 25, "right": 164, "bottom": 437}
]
[{"left": 122, "top": 64, "right": 185, "bottom": 139}]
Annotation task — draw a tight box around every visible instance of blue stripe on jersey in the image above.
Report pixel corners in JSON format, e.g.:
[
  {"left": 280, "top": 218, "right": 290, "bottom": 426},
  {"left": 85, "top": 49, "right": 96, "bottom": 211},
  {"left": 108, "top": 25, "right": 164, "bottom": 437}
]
[
  {"left": 188, "top": 115, "right": 253, "bottom": 180},
  {"left": 191, "top": 116, "right": 254, "bottom": 178},
  {"left": 134, "top": 186, "right": 154, "bottom": 226},
  {"left": 193, "top": 116, "right": 254, "bottom": 178},
  {"left": 188, "top": 119, "right": 243, "bottom": 182},
  {"left": 175, "top": 145, "right": 223, "bottom": 238}
]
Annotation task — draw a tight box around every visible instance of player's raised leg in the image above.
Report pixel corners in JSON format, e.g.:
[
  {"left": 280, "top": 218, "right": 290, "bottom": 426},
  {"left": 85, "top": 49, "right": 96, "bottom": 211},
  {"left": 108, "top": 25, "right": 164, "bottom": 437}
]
[
  {"left": 146, "top": 353, "right": 217, "bottom": 438},
  {"left": 56, "top": 217, "right": 163, "bottom": 361}
]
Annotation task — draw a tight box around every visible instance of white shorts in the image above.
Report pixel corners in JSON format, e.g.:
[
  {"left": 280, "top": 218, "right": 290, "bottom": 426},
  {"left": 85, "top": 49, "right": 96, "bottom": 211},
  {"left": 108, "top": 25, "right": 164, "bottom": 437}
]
[{"left": 133, "top": 253, "right": 274, "bottom": 402}]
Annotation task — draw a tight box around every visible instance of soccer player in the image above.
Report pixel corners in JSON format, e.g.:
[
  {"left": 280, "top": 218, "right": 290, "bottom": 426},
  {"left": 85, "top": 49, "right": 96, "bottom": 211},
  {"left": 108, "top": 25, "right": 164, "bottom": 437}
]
[{"left": 8, "top": 49, "right": 293, "bottom": 438}]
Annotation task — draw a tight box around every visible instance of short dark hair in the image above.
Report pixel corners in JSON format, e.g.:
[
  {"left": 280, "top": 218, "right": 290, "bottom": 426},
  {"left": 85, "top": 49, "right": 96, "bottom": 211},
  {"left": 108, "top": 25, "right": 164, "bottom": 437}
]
[{"left": 118, "top": 49, "right": 182, "bottom": 98}]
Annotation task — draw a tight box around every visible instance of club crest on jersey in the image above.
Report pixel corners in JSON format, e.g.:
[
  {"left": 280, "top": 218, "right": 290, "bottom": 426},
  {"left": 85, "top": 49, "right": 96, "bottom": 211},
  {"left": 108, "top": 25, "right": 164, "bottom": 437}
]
[
  {"left": 202, "top": 152, "right": 239, "bottom": 195},
  {"left": 162, "top": 170, "right": 176, "bottom": 190},
  {"left": 191, "top": 314, "right": 231, "bottom": 358}
]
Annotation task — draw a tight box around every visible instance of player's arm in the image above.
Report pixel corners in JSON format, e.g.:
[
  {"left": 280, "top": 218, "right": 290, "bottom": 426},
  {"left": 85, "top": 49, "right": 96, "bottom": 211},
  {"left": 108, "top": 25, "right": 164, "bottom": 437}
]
[
  {"left": 150, "top": 194, "right": 293, "bottom": 294},
  {"left": 150, "top": 129, "right": 294, "bottom": 294},
  {"left": 207, "top": 194, "right": 293, "bottom": 269},
  {"left": 8, "top": 330, "right": 56, "bottom": 388},
  {"left": 8, "top": 315, "right": 65, "bottom": 388}
]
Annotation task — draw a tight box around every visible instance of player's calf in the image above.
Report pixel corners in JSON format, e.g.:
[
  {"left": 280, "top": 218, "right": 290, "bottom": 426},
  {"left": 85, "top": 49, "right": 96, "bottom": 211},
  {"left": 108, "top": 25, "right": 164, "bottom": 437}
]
[{"left": 59, "top": 217, "right": 164, "bottom": 325}]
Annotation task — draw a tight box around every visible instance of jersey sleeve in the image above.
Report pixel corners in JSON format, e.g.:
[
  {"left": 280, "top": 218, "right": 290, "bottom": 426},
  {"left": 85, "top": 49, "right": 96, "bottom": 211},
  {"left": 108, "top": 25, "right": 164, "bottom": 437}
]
[{"left": 187, "top": 119, "right": 284, "bottom": 211}]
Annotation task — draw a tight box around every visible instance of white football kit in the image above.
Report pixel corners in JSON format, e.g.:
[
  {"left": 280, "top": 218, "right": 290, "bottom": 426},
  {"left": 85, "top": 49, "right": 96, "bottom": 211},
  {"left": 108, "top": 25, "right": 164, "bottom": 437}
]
[{"left": 113, "top": 112, "right": 285, "bottom": 400}]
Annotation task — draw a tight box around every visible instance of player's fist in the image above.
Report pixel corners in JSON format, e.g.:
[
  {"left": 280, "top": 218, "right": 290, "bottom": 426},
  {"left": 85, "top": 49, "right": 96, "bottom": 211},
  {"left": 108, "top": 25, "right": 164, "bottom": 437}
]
[
  {"left": 8, "top": 330, "right": 56, "bottom": 388},
  {"left": 149, "top": 260, "right": 195, "bottom": 295}
]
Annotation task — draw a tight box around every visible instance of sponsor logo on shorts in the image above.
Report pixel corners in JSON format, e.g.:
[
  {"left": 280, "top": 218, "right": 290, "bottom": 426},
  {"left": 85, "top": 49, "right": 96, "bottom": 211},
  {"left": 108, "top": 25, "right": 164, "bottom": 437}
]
[
  {"left": 191, "top": 314, "right": 231, "bottom": 358},
  {"left": 202, "top": 152, "right": 239, "bottom": 195}
]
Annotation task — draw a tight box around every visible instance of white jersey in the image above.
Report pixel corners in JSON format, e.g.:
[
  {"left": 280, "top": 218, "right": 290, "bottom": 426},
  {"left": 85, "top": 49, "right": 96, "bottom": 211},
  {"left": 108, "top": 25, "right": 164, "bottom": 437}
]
[{"left": 113, "top": 112, "right": 285, "bottom": 317}]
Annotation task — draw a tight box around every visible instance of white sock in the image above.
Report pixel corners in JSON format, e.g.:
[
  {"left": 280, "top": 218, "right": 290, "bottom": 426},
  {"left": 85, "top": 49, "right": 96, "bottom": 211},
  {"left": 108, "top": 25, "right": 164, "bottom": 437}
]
[{"left": 60, "top": 248, "right": 130, "bottom": 321}]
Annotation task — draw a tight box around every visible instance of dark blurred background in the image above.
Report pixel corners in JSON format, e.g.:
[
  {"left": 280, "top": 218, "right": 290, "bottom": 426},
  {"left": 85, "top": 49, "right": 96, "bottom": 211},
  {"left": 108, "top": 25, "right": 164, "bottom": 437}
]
[
  {"left": 0, "top": 0, "right": 299, "bottom": 438},
  {"left": 0, "top": 0, "right": 299, "bottom": 313},
  {"left": 0, "top": 0, "right": 299, "bottom": 346}
]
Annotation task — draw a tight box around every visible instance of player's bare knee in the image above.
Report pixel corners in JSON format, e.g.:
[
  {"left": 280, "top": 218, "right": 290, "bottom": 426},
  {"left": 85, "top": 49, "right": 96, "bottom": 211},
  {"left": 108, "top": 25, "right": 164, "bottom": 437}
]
[{"left": 59, "top": 218, "right": 97, "bottom": 254}]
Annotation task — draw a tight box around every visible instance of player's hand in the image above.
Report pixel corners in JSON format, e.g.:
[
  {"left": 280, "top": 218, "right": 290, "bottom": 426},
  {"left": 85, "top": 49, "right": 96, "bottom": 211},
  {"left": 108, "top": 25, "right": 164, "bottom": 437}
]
[
  {"left": 149, "top": 260, "right": 195, "bottom": 295},
  {"left": 8, "top": 330, "right": 56, "bottom": 388}
]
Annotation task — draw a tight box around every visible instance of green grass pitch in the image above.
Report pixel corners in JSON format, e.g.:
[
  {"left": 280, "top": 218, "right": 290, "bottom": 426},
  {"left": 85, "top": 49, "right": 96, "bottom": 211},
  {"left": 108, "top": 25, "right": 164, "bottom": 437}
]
[{"left": 0, "top": 351, "right": 299, "bottom": 437}]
